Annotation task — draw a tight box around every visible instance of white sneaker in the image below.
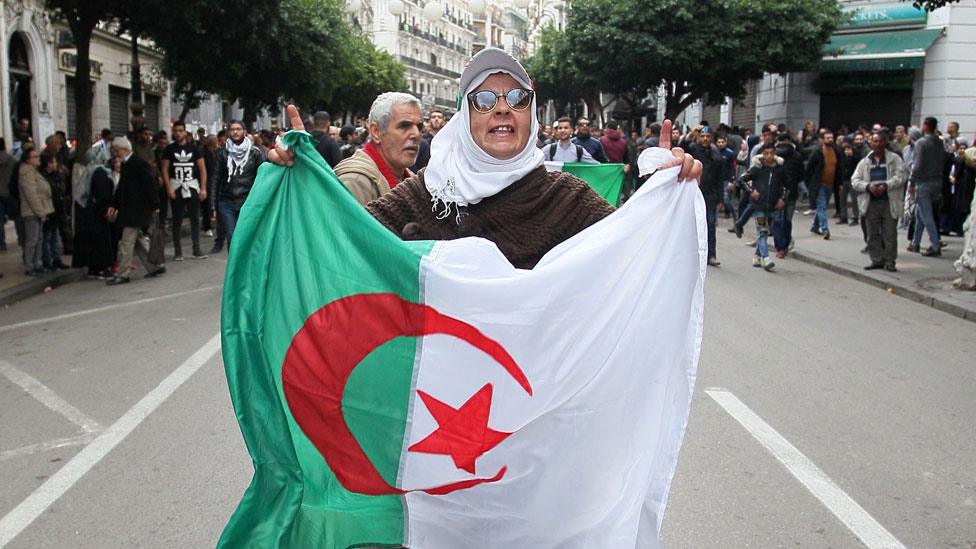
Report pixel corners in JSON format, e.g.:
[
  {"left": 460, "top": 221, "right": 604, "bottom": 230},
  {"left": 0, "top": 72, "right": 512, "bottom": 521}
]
[
  {"left": 746, "top": 239, "right": 756, "bottom": 246},
  {"left": 205, "top": 229, "right": 214, "bottom": 237},
  {"left": 753, "top": 256, "right": 762, "bottom": 267},
  {"left": 762, "top": 257, "right": 775, "bottom": 271},
  {"left": 802, "top": 209, "right": 814, "bottom": 216}
]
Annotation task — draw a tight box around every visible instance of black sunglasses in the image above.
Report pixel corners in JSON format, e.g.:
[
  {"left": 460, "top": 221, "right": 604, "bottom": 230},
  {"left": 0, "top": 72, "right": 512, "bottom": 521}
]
[{"left": 467, "top": 88, "right": 534, "bottom": 113}]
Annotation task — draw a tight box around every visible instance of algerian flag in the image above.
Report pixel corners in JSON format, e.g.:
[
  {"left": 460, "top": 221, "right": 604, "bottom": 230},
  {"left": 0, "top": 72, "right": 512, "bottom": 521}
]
[
  {"left": 220, "top": 132, "right": 705, "bottom": 548},
  {"left": 544, "top": 161, "right": 627, "bottom": 205}
]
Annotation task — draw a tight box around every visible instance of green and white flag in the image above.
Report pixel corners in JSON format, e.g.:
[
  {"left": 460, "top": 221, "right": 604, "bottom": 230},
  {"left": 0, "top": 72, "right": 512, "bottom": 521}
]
[
  {"left": 544, "top": 161, "right": 627, "bottom": 205},
  {"left": 220, "top": 132, "right": 705, "bottom": 548}
]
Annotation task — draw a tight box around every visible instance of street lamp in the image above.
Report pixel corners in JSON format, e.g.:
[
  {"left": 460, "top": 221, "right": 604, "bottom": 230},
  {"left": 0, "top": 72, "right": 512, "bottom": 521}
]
[
  {"left": 388, "top": 0, "right": 405, "bottom": 16},
  {"left": 422, "top": 1, "right": 443, "bottom": 22}
]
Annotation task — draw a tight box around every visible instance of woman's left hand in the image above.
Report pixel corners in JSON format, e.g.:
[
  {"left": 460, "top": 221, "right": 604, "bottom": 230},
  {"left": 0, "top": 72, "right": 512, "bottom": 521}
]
[{"left": 657, "top": 119, "right": 702, "bottom": 183}]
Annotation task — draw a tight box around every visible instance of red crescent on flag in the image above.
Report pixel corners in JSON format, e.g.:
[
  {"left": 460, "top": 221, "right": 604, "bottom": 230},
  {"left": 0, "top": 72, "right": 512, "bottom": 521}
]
[{"left": 281, "top": 293, "right": 532, "bottom": 496}]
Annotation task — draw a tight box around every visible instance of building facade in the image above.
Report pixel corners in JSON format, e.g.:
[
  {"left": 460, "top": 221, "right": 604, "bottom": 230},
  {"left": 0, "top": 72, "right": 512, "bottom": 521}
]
[
  {"left": 750, "top": 0, "right": 976, "bottom": 134},
  {"left": 1, "top": 0, "right": 173, "bottom": 147}
]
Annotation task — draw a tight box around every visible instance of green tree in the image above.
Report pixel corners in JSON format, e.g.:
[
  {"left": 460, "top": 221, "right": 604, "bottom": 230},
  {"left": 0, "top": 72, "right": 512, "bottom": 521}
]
[
  {"left": 45, "top": 0, "right": 114, "bottom": 158},
  {"left": 912, "top": 0, "right": 961, "bottom": 11},
  {"left": 327, "top": 40, "right": 407, "bottom": 117},
  {"left": 551, "top": 0, "right": 843, "bottom": 121}
]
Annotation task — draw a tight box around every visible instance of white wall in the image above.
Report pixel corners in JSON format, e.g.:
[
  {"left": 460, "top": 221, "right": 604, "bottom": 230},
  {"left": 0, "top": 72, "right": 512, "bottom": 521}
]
[{"left": 917, "top": 0, "right": 976, "bottom": 137}]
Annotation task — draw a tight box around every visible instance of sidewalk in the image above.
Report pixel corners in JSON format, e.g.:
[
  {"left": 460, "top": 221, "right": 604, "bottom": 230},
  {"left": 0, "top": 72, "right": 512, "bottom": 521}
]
[
  {"left": 0, "top": 220, "right": 83, "bottom": 307},
  {"left": 723, "top": 208, "right": 976, "bottom": 323}
]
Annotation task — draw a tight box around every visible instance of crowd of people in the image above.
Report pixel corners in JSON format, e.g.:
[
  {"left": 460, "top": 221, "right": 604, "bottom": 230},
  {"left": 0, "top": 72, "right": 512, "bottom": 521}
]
[
  {"left": 1, "top": 81, "right": 973, "bottom": 285},
  {"left": 532, "top": 115, "right": 975, "bottom": 274}
]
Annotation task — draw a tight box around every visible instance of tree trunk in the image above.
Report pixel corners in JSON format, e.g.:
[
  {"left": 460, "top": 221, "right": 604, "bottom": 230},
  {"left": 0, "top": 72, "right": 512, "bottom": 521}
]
[
  {"left": 243, "top": 101, "right": 258, "bottom": 131},
  {"left": 129, "top": 33, "right": 144, "bottom": 132},
  {"left": 70, "top": 22, "right": 95, "bottom": 162},
  {"left": 177, "top": 102, "right": 192, "bottom": 124}
]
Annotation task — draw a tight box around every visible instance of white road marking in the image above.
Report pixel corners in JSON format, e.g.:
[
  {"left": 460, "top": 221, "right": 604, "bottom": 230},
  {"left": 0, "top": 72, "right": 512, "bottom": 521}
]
[
  {"left": 0, "top": 433, "right": 96, "bottom": 462},
  {"left": 706, "top": 389, "right": 907, "bottom": 549},
  {"left": 0, "top": 361, "right": 100, "bottom": 434},
  {"left": 0, "top": 334, "right": 221, "bottom": 547},
  {"left": 0, "top": 285, "right": 221, "bottom": 334}
]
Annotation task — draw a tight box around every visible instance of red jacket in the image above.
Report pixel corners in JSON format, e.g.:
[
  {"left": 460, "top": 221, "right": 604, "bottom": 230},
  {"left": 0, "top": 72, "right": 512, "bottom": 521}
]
[{"left": 600, "top": 129, "right": 628, "bottom": 164}]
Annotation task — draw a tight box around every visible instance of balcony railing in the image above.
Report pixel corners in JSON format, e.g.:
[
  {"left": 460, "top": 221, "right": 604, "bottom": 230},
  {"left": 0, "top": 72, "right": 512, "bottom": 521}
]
[{"left": 398, "top": 55, "right": 461, "bottom": 79}]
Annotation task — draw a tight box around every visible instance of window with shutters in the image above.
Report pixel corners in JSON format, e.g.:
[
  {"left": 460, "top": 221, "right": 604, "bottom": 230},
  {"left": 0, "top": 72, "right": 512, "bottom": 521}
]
[
  {"left": 109, "top": 85, "right": 130, "bottom": 137},
  {"left": 144, "top": 94, "right": 160, "bottom": 133}
]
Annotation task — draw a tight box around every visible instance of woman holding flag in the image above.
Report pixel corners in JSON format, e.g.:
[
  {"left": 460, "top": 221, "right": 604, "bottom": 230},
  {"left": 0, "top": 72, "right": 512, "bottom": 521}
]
[{"left": 271, "top": 48, "right": 700, "bottom": 266}]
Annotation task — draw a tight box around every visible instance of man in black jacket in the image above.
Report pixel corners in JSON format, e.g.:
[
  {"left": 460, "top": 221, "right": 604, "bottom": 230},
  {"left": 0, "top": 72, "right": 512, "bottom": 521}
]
[
  {"left": 212, "top": 120, "right": 266, "bottom": 253},
  {"left": 772, "top": 133, "right": 805, "bottom": 257},
  {"left": 687, "top": 127, "right": 724, "bottom": 266},
  {"left": 309, "top": 111, "right": 343, "bottom": 168},
  {"left": 106, "top": 137, "right": 165, "bottom": 285}
]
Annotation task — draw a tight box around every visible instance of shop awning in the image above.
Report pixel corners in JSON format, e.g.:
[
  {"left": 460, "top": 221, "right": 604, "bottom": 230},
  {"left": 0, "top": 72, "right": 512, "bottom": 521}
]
[{"left": 822, "top": 28, "right": 943, "bottom": 72}]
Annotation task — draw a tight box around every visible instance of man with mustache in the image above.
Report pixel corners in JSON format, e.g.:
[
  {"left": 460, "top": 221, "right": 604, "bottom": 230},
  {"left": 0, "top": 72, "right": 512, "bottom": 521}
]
[{"left": 334, "top": 92, "right": 423, "bottom": 206}]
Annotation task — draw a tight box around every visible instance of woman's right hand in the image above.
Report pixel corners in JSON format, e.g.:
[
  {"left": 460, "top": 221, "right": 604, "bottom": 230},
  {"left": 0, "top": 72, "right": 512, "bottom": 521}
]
[{"left": 268, "top": 105, "right": 305, "bottom": 167}]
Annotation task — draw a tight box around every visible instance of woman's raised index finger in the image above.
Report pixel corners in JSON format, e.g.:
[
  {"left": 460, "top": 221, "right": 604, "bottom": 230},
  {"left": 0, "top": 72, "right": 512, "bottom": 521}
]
[
  {"left": 287, "top": 104, "right": 305, "bottom": 132},
  {"left": 660, "top": 119, "right": 672, "bottom": 150}
]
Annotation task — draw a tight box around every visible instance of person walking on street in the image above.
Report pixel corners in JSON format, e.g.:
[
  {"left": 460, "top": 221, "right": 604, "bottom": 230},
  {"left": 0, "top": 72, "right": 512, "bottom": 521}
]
[
  {"left": 106, "top": 137, "right": 165, "bottom": 285},
  {"left": 909, "top": 117, "right": 947, "bottom": 256},
  {"left": 772, "top": 132, "right": 805, "bottom": 257},
  {"left": 17, "top": 148, "right": 53, "bottom": 275},
  {"left": 0, "top": 138, "right": 19, "bottom": 250},
  {"left": 213, "top": 120, "right": 265, "bottom": 252},
  {"left": 740, "top": 143, "right": 786, "bottom": 271},
  {"left": 161, "top": 121, "right": 208, "bottom": 261},
  {"left": 806, "top": 131, "right": 842, "bottom": 240},
  {"left": 687, "top": 127, "right": 724, "bottom": 266},
  {"left": 852, "top": 131, "right": 906, "bottom": 272}
]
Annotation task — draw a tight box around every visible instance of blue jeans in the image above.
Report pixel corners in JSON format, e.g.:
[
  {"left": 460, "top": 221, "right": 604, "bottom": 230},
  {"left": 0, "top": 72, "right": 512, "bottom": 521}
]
[
  {"left": 218, "top": 200, "right": 244, "bottom": 249},
  {"left": 722, "top": 186, "right": 737, "bottom": 219},
  {"left": 814, "top": 186, "right": 831, "bottom": 232},
  {"left": 42, "top": 218, "right": 63, "bottom": 268},
  {"left": 912, "top": 184, "right": 941, "bottom": 250},
  {"left": 705, "top": 201, "right": 717, "bottom": 259},
  {"left": 754, "top": 211, "right": 771, "bottom": 258},
  {"left": 773, "top": 201, "right": 795, "bottom": 252}
]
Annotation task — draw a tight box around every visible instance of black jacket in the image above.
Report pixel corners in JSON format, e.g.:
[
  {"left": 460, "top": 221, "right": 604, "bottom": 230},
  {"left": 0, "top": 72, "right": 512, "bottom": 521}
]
[
  {"left": 806, "top": 144, "right": 843, "bottom": 193},
  {"left": 215, "top": 146, "right": 266, "bottom": 202},
  {"left": 114, "top": 155, "right": 159, "bottom": 228},
  {"left": 776, "top": 144, "right": 805, "bottom": 201},
  {"left": 741, "top": 162, "right": 786, "bottom": 213},
  {"left": 687, "top": 142, "right": 724, "bottom": 203},
  {"left": 310, "top": 130, "right": 343, "bottom": 168}
]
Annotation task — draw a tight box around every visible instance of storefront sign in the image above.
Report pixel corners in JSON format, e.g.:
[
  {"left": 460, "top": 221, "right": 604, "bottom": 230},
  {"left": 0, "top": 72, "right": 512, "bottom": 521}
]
[
  {"left": 842, "top": 3, "right": 927, "bottom": 29},
  {"left": 58, "top": 49, "right": 103, "bottom": 78}
]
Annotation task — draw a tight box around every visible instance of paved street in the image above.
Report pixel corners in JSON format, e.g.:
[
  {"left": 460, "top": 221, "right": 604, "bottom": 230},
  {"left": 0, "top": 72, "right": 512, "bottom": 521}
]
[{"left": 1, "top": 227, "right": 974, "bottom": 548}]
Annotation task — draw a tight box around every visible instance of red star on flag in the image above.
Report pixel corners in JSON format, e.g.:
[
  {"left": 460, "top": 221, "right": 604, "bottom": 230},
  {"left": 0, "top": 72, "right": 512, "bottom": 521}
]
[{"left": 408, "top": 383, "right": 511, "bottom": 474}]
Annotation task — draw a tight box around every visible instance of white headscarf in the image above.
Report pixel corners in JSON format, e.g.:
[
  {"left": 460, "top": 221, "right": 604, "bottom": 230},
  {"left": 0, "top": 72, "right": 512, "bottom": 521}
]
[{"left": 423, "top": 68, "right": 544, "bottom": 221}]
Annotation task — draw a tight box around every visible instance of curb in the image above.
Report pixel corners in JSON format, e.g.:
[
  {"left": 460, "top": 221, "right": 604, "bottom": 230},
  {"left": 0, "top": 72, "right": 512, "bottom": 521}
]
[
  {"left": 789, "top": 249, "right": 976, "bottom": 324},
  {"left": 0, "top": 269, "right": 87, "bottom": 308}
]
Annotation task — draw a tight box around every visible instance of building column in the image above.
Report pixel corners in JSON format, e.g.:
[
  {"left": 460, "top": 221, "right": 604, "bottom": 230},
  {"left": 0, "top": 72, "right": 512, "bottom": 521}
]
[{"left": 0, "top": 2, "right": 12, "bottom": 142}]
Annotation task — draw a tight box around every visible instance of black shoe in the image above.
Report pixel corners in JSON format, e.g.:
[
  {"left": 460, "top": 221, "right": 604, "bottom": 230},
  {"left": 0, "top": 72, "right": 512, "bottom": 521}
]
[
  {"left": 823, "top": 230, "right": 831, "bottom": 240},
  {"left": 864, "top": 263, "right": 884, "bottom": 270},
  {"left": 734, "top": 224, "right": 744, "bottom": 239},
  {"left": 939, "top": 241, "right": 947, "bottom": 248},
  {"left": 810, "top": 228, "right": 823, "bottom": 236},
  {"left": 884, "top": 265, "right": 898, "bottom": 272},
  {"left": 209, "top": 243, "right": 223, "bottom": 255},
  {"left": 921, "top": 247, "right": 941, "bottom": 257},
  {"left": 106, "top": 276, "right": 130, "bottom": 286},
  {"left": 727, "top": 227, "right": 737, "bottom": 233},
  {"left": 191, "top": 250, "right": 208, "bottom": 259},
  {"left": 849, "top": 219, "right": 859, "bottom": 226},
  {"left": 53, "top": 262, "right": 70, "bottom": 270},
  {"left": 839, "top": 218, "right": 848, "bottom": 224},
  {"left": 145, "top": 266, "right": 167, "bottom": 278},
  {"left": 906, "top": 244, "right": 920, "bottom": 253}
]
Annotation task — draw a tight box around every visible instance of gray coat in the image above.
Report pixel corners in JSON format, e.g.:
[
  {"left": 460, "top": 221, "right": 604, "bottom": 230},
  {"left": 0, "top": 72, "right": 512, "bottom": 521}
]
[{"left": 851, "top": 149, "right": 906, "bottom": 219}]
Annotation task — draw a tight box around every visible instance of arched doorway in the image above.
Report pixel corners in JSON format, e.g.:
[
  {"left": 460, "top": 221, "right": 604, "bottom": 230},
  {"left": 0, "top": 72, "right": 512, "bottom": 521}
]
[{"left": 8, "top": 32, "right": 33, "bottom": 145}]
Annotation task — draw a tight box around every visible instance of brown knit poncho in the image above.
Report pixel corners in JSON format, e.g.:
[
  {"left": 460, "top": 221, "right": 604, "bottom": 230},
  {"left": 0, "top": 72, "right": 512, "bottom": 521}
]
[{"left": 366, "top": 166, "right": 615, "bottom": 269}]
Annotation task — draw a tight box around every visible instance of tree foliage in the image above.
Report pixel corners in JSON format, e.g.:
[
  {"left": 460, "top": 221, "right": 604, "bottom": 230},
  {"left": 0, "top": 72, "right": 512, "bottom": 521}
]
[
  {"left": 536, "top": 0, "right": 844, "bottom": 121},
  {"left": 912, "top": 0, "right": 961, "bottom": 11}
]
